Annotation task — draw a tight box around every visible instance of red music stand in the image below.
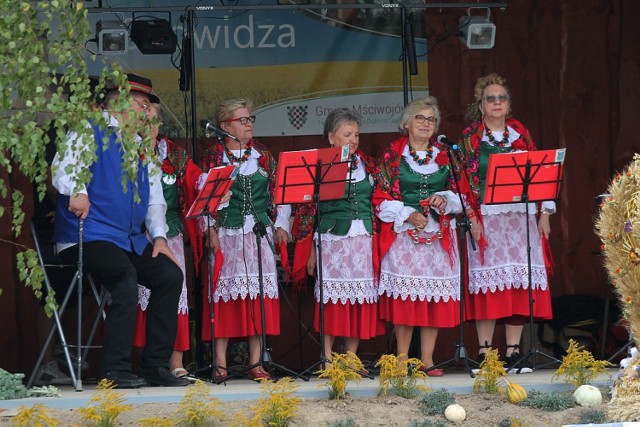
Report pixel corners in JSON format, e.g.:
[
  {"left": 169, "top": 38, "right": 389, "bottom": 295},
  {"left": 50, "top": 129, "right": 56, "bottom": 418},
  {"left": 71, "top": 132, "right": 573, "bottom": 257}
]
[
  {"left": 186, "top": 165, "right": 238, "bottom": 219},
  {"left": 275, "top": 146, "right": 355, "bottom": 380},
  {"left": 483, "top": 149, "right": 565, "bottom": 205},
  {"left": 484, "top": 148, "right": 566, "bottom": 372},
  {"left": 274, "top": 146, "right": 350, "bottom": 205},
  {"left": 186, "top": 164, "right": 238, "bottom": 383}
]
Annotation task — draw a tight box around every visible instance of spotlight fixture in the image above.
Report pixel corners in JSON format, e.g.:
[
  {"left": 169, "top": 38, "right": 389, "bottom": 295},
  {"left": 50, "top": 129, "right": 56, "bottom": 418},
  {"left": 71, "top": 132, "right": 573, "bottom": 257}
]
[
  {"left": 96, "top": 20, "right": 129, "bottom": 54},
  {"left": 459, "top": 8, "right": 496, "bottom": 49},
  {"left": 130, "top": 18, "right": 177, "bottom": 55}
]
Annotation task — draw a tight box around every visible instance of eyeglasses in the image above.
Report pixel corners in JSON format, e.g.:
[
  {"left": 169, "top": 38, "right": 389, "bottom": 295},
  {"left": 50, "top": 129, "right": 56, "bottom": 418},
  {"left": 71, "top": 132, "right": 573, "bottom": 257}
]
[
  {"left": 133, "top": 98, "right": 151, "bottom": 112},
  {"left": 483, "top": 94, "right": 510, "bottom": 103},
  {"left": 223, "top": 115, "right": 256, "bottom": 125},
  {"left": 414, "top": 115, "right": 437, "bottom": 125}
]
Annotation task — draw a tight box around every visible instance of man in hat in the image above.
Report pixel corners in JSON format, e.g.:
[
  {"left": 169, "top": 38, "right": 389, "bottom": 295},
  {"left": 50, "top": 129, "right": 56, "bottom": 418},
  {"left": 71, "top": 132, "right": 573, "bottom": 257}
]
[{"left": 52, "top": 74, "right": 189, "bottom": 388}]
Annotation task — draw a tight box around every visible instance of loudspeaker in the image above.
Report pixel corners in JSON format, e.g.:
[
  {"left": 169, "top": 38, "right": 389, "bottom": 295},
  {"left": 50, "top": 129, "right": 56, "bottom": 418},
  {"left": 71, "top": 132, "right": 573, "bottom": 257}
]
[{"left": 130, "top": 19, "right": 177, "bottom": 55}]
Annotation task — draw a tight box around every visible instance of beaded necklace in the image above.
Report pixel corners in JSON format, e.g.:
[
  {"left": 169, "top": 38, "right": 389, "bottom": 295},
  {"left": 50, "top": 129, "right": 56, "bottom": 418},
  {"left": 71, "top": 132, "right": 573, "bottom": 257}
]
[
  {"left": 485, "top": 124, "right": 510, "bottom": 147},
  {"left": 225, "top": 140, "right": 253, "bottom": 164},
  {"left": 408, "top": 144, "right": 433, "bottom": 165},
  {"left": 349, "top": 154, "right": 359, "bottom": 171}
]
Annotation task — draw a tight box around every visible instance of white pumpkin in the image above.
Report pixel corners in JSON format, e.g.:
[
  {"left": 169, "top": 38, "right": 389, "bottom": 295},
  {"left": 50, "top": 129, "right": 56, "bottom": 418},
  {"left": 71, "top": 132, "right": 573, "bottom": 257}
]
[
  {"left": 444, "top": 404, "right": 466, "bottom": 423},
  {"left": 573, "top": 384, "right": 603, "bottom": 407}
]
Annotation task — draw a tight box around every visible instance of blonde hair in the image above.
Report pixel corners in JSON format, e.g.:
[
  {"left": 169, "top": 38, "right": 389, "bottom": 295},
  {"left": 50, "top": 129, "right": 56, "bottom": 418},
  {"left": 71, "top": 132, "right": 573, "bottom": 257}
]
[
  {"left": 465, "top": 73, "right": 511, "bottom": 122},
  {"left": 214, "top": 98, "right": 253, "bottom": 125},
  {"left": 398, "top": 96, "right": 441, "bottom": 135}
]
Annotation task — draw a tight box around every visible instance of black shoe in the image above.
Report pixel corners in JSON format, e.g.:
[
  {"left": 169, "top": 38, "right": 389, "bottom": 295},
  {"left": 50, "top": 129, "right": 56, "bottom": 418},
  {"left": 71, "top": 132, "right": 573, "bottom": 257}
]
[
  {"left": 506, "top": 352, "right": 533, "bottom": 374},
  {"left": 102, "top": 370, "right": 147, "bottom": 389},
  {"left": 142, "top": 366, "right": 190, "bottom": 387}
]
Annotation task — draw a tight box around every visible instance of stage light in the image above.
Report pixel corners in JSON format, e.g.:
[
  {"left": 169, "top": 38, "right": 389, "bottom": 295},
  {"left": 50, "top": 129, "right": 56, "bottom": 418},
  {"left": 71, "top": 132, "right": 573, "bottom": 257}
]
[
  {"left": 130, "top": 18, "right": 177, "bottom": 55},
  {"left": 96, "top": 20, "right": 129, "bottom": 54},
  {"left": 459, "top": 8, "right": 496, "bottom": 50}
]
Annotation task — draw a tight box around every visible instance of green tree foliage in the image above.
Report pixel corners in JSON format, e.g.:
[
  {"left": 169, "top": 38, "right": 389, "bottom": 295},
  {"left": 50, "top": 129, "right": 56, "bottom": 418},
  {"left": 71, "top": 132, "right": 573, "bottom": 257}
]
[{"left": 0, "top": 1, "right": 153, "bottom": 304}]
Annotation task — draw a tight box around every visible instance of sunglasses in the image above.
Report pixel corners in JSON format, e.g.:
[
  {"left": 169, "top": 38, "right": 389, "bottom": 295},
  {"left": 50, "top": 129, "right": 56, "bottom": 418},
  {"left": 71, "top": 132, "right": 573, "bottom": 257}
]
[
  {"left": 483, "top": 94, "right": 510, "bottom": 103},
  {"left": 223, "top": 115, "right": 256, "bottom": 125}
]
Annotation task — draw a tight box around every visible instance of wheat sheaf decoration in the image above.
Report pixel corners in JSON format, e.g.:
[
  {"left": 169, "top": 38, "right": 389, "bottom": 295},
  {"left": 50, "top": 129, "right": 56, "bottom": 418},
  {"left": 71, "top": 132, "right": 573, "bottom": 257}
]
[
  {"left": 595, "top": 154, "right": 640, "bottom": 346},
  {"left": 595, "top": 153, "right": 640, "bottom": 421}
]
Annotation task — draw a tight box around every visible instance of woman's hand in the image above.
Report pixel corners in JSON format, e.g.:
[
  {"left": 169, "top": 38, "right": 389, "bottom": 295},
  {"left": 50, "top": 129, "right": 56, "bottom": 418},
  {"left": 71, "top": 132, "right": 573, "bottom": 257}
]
[
  {"left": 220, "top": 190, "right": 232, "bottom": 205},
  {"left": 275, "top": 228, "right": 289, "bottom": 245},
  {"left": 307, "top": 244, "right": 317, "bottom": 277},
  {"left": 538, "top": 212, "right": 551, "bottom": 239},
  {"left": 407, "top": 211, "right": 429, "bottom": 230},
  {"left": 425, "top": 194, "right": 447, "bottom": 211},
  {"left": 470, "top": 217, "right": 484, "bottom": 241},
  {"left": 205, "top": 227, "right": 220, "bottom": 252}
]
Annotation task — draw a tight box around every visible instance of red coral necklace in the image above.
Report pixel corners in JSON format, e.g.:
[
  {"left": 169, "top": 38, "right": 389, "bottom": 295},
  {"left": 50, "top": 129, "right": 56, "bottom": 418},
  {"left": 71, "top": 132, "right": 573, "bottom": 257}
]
[
  {"left": 408, "top": 144, "right": 433, "bottom": 165},
  {"left": 485, "top": 124, "right": 510, "bottom": 147},
  {"left": 225, "top": 140, "right": 253, "bottom": 164}
]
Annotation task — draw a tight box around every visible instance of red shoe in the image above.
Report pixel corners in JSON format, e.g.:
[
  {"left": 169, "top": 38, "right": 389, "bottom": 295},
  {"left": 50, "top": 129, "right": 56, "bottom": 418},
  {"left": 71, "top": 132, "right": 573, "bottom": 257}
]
[
  {"left": 418, "top": 366, "right": 445, "bottom": 377},
  {"left": 247, "top": 369, "right": 272, "bottom": 381}
]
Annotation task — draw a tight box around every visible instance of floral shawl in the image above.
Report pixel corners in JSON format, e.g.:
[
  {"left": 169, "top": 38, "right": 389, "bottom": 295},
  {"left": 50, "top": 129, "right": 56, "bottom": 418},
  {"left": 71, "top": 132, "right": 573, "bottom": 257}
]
[{"left": 291, "top": 149, "right": 376, "bottom": 287}]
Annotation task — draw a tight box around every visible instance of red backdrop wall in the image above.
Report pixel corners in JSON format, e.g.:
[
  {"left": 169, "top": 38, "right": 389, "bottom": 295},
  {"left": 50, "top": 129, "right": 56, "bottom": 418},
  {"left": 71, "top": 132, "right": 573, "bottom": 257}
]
[{"left": 2, "top": 0, "right": 638, "bottom": 373}]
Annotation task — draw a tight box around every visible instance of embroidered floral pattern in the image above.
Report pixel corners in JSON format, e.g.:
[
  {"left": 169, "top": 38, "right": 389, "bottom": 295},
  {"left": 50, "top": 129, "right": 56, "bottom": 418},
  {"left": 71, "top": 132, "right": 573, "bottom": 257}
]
[{"left": 161, "top": 158, "right": 175, "bottom": 175}]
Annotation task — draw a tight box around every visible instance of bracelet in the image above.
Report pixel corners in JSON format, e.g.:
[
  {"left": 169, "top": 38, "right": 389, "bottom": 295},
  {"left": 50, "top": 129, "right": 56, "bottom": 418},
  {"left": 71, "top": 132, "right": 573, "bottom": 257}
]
[
  {"left": 541, "top": 209, "right": 553, "bottom": 216},
  {"left": 467, "top": 211, "right": 477, "bottom": 219}
]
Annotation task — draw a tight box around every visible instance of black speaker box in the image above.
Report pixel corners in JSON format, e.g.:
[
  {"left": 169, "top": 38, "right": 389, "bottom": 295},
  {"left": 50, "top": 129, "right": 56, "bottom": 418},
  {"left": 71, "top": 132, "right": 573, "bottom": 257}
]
[{"left": 130, "top": 19, "right": 177, "bottom": 55}]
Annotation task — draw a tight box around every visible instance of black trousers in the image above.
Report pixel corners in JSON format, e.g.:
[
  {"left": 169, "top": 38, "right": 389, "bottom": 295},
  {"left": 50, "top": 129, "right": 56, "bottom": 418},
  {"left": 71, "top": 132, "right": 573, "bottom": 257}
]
[{"left": 59, "top": 241, "right": 183, "bottom": 375}]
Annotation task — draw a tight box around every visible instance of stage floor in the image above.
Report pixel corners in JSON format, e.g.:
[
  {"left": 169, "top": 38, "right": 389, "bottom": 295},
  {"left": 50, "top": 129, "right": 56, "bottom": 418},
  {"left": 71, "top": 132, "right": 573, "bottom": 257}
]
[{"left": 0, "top": 367, "right": 617, "bottom": 410}]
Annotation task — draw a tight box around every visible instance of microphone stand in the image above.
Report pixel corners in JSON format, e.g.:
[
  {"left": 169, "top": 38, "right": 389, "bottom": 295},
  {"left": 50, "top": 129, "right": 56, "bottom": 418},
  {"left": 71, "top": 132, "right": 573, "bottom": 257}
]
[
  {"left": 425, "top": 145, "right": 478, "bottom": 377},
  {"left": 226, "top": 136, "right": 297, "bottom": 379}
]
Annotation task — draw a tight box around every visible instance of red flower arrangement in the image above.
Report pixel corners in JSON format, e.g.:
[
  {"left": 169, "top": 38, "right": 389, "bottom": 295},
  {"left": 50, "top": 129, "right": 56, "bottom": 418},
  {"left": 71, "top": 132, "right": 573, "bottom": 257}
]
[
  {"left": 435, "top": 150, "right": 449, "bottom": 166},
  {"left": 161, "top": 158, "right": 176, "bottom": 175}
]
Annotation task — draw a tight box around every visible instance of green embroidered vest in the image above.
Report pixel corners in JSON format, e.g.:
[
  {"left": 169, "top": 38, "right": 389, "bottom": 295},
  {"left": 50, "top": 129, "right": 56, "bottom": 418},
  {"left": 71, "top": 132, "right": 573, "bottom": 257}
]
[
  {"left": 479, "top": 141, "right": 512, "bottom": 201},
  {"left": 399, "top": 159, "right": 450, "bottom": 221},
  {"left": 317, "top": 173, "right": 373, "bottom": 235},
  {"left": 218, "top": 169, "right": 272, "bottom": 228},
  {"left": 162, "top": 174, "right": 182, "bottom": 237}
]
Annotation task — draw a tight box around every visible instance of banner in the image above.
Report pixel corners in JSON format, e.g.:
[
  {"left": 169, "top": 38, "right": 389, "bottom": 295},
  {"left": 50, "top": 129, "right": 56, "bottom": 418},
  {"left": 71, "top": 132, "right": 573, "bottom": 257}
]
[{"left": 87, "top": 0, "right": 429, "bottom": 137}]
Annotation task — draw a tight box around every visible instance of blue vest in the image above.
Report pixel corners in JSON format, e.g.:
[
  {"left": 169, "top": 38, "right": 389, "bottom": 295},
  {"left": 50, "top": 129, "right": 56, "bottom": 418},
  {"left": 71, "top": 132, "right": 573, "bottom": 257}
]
[{"left": 53, "top": 125, "right": 151, "bottom": 255}]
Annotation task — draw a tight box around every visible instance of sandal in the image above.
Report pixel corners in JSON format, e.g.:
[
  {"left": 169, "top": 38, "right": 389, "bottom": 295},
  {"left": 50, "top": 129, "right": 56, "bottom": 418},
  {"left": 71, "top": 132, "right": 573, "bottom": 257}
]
[
  {"left": 247, "top": 368, "right": 272, "bottom": 381},
  {"left": 213, "top": 369, "right": 228, "bottom": 383},
  {"left": 171, "top": 367, "right": 197, "bottom": 383}
]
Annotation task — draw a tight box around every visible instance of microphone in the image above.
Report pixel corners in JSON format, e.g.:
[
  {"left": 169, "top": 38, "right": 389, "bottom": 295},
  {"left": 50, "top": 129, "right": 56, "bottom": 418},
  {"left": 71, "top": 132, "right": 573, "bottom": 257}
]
[
  {"left": 437, "top": 134, "right": 459, "bottom": 151},
  {"left": 199, "top": 120, "right": 240, "bottom": 143}
]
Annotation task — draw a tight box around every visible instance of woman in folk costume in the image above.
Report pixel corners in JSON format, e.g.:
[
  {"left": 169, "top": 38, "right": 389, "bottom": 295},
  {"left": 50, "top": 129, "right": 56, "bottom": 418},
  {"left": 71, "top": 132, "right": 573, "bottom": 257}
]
[
  {"left": 458, "top": 73, "right": 553, "bottom": 370},
  {"left": 198, "top": 99, "right": 290, "bottom": 381},
  {"left": 373, "top": 97, "right": 463, "bottom": 376},
  {"left": 133, "top": 103, "right": 198, "bottom": 382},
  {"left": 291, "top": 108, "right": 384, "bottom": 361}
]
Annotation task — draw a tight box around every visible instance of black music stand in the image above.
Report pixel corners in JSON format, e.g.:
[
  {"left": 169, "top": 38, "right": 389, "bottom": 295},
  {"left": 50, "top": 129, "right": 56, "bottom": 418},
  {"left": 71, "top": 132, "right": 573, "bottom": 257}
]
[
  {"left": 233, "top": 171, "right": 299, "bottom": 381},
  {"left": 426, "top": 148, "right": 478, "bottom": 378},
  {"left": 483, "top": 148, "right": 566, "bottom": 372},
  {"left": 187, "top": 165, "right": 239, "bottom": 384},
  {"left": 274, "top": 146, "right": 354, "bottom": 381}
]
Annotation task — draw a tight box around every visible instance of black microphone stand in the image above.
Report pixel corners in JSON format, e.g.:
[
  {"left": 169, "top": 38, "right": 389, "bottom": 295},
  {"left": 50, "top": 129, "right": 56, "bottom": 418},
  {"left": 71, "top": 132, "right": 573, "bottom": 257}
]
[
  {"left": 425, "top": 145, "right": 478, "bottom": 377},
  {"left": 230, "top": 137, "right": 298, "bottom": 380}
]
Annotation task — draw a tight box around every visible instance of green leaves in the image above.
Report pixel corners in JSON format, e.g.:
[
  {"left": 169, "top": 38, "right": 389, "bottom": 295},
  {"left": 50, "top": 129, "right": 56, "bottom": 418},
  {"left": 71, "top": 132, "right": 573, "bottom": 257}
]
[{"left": 0, "top": 0, "right": 152, "bottom": 299}]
